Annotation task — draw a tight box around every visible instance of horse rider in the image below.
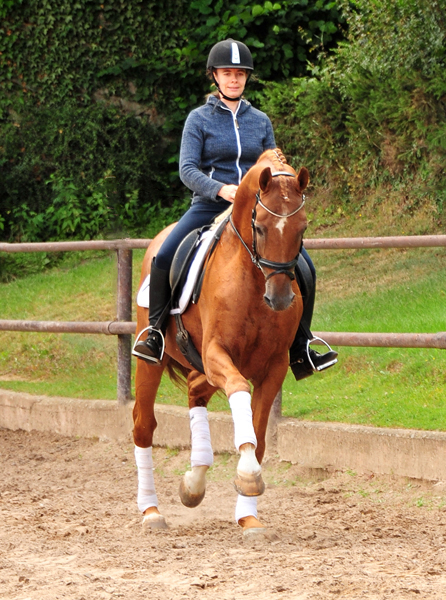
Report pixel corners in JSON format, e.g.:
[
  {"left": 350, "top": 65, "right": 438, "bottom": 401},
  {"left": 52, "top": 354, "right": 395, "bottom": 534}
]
[{"left": 132, "top": 38, "right": 338, "bottom": 380}]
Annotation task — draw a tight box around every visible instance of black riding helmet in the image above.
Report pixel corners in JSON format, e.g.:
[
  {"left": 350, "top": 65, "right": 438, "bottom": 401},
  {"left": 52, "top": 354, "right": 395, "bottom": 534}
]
[{"left": 207, "top": 39, "right": 253, "bottom": 101}]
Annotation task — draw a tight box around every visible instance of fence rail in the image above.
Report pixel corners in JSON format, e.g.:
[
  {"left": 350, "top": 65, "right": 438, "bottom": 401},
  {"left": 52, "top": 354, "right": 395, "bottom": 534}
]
[
  {"left": 1, "top": 235, "right": 445, "bottom": 404},
  {"left": 2, "top": 234, "right": 446, "bottom": 253},
  {"left": 304, "top": 234, "right": 446, "bottom": 250},
  {"left": 0, "top": 239, "right": 151, "bottom": 253},
  {"left": 0, "top": 321, "right": 445, "bottom": 350}
]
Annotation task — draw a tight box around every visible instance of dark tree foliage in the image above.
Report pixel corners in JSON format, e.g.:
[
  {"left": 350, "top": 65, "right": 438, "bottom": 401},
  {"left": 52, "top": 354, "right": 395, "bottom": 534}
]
[
  {"left": 0, "top": 0, "right": 345, "bottom": 242},
  {"left": 261, "top": 0, "right": 446, "bottom": 215}
]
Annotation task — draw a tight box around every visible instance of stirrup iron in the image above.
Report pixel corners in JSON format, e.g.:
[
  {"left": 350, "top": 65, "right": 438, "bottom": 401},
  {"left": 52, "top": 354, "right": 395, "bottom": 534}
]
[
  {"left": 132, "top": 326, "right": 166, "bottom": 363},
  {"left": 306, "top": 336, "right": 338, "bottom": 371}
]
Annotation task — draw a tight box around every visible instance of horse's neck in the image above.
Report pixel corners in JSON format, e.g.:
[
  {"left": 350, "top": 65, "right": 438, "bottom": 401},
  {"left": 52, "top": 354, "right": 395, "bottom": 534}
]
[
  {"left": 231, "top": 191, "right": 254, "bottom": 237},
  {"left": 232, "top": 165, "right": 265, "bottom": 226},
  {"left": 232, "top": 146, "right": 288, "bottom": 219}
]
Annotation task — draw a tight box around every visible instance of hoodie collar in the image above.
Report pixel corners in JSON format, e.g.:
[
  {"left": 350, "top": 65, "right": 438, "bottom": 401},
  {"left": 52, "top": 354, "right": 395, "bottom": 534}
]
[{"left": 207, "top": 94, "right": 250, "bottom": 113}]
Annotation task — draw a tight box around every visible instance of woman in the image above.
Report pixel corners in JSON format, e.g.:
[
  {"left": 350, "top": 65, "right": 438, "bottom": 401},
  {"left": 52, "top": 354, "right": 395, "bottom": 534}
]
[{"left": 133, "top": 38, "right": 337, "bottom": 379}]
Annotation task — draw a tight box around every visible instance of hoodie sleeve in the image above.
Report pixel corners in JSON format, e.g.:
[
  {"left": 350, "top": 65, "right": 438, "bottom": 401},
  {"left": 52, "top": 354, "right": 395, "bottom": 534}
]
[
  {"left": 264, "top": 115, "right": 276, "bottom": 150},
  {"left": 179, "top": 110, "right": 224, "bottom": 201}
]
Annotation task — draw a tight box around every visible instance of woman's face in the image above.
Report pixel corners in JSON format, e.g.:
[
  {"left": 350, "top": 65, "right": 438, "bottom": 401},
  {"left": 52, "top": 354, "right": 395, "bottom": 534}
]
[{"left": 213, "top": 68, "right": 248, "bottom": 100}]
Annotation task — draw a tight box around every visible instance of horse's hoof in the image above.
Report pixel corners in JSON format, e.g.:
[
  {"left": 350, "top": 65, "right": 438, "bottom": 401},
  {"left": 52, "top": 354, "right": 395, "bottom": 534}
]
[
  {"left": 243, "top": 527, "right": 279, "bottom": 542},
  {"left": 233, "top": 471, "right": 265, "bottom": 497},
  {"left": 142, "top": 513, "right": 168, "bottom": 530},
  {"left": 179, "top": 478, "right": 206, "bottom": 508},
  {"left": 178, "top": 466, "right": 208, "bottom": 508}
]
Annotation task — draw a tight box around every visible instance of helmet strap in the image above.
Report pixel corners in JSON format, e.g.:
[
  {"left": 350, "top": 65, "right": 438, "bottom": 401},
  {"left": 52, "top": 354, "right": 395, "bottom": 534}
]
[{"left": 219, "top": 88, "right": 242, "bottom": 102}]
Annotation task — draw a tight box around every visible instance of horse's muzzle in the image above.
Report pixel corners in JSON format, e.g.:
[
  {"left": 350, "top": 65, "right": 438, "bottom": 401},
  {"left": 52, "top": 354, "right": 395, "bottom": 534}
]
[{"left": 263, "top": 289, "right": 295, "bottom": 312}]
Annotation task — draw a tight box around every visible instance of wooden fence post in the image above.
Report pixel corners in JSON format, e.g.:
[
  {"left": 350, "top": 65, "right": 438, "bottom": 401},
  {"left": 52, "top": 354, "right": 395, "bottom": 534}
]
[{"left": 116, "top": 248, "right": 133, "bottom": 405}]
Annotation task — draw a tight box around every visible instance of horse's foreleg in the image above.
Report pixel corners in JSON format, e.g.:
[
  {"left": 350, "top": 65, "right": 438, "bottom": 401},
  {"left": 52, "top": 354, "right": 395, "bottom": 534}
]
[
  {"left": 133, "top": 356, "right": 167, "bottom": 529},
  {"left": 232, "top": 376, "right": 285, "bottom": 536},
  {"left": 251, "top": 362, "right": 288, "bottom": 464},
  {"left": 203, "top": 345, "right": 265, "bottom": 499},
  {"left": 179, "top": 372, "right": 215, "bottom": 508},
  {"left": 229, "top": 391, "right": 265, "bottom": 497},
  {"left": 233, "top": 364, "right": 288, "bottom": 534}
]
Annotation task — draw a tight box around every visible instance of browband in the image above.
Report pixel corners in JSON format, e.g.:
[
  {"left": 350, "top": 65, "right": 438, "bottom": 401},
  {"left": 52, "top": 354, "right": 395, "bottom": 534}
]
[{"left": 270, "top": 171, "right": 295, "bottom": 177}]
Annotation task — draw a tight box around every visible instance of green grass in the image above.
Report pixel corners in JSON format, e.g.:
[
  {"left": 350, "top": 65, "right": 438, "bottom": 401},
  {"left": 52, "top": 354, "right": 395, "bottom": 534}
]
[
  {"left": 287, "top": 244, "right": 446, "bottom": 430},
  {"left": 0, "top": 240, "right": 445, "bottom": 431}
]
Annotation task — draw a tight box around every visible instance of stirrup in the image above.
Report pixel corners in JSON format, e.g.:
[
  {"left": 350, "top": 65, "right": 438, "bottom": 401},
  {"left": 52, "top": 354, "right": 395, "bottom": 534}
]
[
  {"left": 132, "top": 326, "right": 165, "bottom": 364},
  {"left": 306, "top": 336, "right": 338, "bottom": 371}
]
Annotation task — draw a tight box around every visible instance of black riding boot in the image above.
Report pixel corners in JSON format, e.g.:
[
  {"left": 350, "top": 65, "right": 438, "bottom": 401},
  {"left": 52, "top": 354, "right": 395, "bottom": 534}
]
[
  {"left": 132, "top": 259, "right": 171, "bottom": 365},
  {"left": 290, "top": 323, "right": 338, "bottom": 381},
  {"left": 290, "top": 257, "right": 338, "bottom": 382}
]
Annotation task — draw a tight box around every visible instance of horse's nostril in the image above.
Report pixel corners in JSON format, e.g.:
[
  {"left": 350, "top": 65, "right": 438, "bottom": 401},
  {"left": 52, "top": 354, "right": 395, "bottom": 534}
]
[{"left": 263, "top": 294, "right": 272, "bottom": 308}]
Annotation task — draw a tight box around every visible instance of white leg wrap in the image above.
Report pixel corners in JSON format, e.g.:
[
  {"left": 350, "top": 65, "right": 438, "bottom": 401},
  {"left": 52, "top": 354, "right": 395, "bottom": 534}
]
[
  {"left": 189, "top": 406, "right": 214, "bottom": 468},
  {"left": 235, "top": 495, "right": 258, "bottom": 523},
  {"left": 134, "top": 446, "right": 158, "bottom": 513},
  {"left": 228, "top": 391, "right": 257, "bottom": 451}
]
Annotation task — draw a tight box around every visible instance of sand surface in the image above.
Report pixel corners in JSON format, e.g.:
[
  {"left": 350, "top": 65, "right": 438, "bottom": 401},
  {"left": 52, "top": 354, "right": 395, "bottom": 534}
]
[{"left": 1, "top": 428, "right": 446, "bottom": 599}]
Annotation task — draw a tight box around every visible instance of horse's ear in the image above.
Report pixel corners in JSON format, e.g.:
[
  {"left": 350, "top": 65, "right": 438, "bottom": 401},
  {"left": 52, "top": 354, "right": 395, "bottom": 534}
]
[
  {"left": 259, "top": 167, "right": 272, "bottom": 192},
  {"left": 296, "top": 167, "right": 309, "bottom": 192}
]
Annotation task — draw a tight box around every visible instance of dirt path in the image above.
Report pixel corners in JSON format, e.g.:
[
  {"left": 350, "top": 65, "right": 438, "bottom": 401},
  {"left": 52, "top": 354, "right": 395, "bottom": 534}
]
[{"left": 1, "top": 428, "right": 446, "bottom": 599}]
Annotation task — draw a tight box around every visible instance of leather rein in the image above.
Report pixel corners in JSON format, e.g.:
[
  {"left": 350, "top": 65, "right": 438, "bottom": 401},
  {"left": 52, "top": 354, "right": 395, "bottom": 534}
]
[{"left": 229, "top": 171, "right": 306, "bottom": 281}]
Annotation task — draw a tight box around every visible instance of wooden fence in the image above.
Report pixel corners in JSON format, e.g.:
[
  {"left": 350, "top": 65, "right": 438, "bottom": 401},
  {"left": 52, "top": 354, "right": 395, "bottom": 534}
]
[{"left": 1, "top": 235, "right": 445, "bottom": 405}]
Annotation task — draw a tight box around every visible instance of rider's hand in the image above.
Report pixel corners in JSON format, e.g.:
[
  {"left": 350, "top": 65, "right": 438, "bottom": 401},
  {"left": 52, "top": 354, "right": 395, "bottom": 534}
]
[{"left": 218, "top": 184, "right": 238, "bottom": 203}]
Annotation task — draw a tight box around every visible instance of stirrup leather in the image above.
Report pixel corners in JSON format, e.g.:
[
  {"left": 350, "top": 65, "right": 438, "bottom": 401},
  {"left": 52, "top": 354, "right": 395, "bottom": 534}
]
[
  {"left": 132, "top": 326, "right": 166, "bottom": 362},
  {"left": 306, "top": 336, "right": 338, "bottom": 371}
]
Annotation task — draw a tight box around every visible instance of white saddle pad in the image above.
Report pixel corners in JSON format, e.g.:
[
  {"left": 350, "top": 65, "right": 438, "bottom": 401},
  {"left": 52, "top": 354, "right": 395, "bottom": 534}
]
[{"left": 136, "top": 229, "right": 215, "bottom": 315}]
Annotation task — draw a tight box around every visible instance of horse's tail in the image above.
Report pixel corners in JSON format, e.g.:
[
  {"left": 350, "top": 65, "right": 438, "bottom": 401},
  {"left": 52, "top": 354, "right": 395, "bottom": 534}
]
[{"left": 165, "top": 359, "right": 189, "bottom": 390}]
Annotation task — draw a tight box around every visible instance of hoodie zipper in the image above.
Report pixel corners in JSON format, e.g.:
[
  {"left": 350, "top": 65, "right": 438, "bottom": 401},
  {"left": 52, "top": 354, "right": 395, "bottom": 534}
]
[{"left": 220, "top": 101, "right": 243, "bottom": 184}]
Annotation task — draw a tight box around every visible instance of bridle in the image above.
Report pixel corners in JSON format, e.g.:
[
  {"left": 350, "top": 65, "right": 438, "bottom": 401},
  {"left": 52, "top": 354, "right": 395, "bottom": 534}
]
[{"left": 229, "top": 171, "right": 306, "bottom": 281}]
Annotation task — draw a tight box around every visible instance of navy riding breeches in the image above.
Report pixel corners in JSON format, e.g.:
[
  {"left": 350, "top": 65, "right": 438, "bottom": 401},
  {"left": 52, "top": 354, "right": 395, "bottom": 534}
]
[
  {"left": 154, "top": 200, "right": 232, "bottom": 271},
  {"left": 154, "top": 199, "right": 317, "bottom": 307}
]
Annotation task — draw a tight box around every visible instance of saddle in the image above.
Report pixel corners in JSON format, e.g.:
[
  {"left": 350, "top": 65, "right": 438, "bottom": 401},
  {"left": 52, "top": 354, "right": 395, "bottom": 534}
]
[{"left": 169, "top": 217, "right": 229, "bottom": 374}]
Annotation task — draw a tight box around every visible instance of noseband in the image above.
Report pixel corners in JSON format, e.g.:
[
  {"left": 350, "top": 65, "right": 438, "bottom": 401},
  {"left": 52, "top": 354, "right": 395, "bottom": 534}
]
[{"left": 229, "top": 171, "right": 306, "bottom": 281}]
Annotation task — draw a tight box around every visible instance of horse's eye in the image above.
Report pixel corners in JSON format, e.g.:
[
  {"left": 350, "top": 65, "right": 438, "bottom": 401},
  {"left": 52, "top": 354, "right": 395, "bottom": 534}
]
[{"left": 254, "top": 225, "right": 264, "bottom": 237}]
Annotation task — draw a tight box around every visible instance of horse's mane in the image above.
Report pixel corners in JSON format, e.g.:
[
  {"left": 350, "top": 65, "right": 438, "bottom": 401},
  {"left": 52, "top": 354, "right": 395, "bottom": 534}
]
[
  {"left": 257, "top": 148, "right": 289, "bottom": 171},
  {"left": 214, "top": 150, "right": 292, "bottom": 225},
  {"left": 252, "top": 148, "right": 295, "bottom": 200}
]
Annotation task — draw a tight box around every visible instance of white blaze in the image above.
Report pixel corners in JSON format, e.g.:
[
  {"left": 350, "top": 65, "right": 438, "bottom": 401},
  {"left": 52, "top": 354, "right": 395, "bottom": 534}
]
[{"left": 276, "top": 217, "right": 287, "bottom": 234}]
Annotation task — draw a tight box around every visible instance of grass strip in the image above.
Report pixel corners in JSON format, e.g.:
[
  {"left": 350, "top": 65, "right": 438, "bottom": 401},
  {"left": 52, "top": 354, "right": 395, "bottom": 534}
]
[{"left": 0, "top": 245, "right": 445, "bottom": 431}]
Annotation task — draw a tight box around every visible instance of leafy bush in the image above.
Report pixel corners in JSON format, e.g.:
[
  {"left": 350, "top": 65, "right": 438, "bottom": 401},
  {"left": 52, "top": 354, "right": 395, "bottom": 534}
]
[
  {"left": 260, "top": 0, "right": 446, "bottom": 214},
  {"left": 0, "top": 102, "right": 176, "bottom": 242},
  {"left": 0, "top": 0, "right": 345, "bottom": 113}
]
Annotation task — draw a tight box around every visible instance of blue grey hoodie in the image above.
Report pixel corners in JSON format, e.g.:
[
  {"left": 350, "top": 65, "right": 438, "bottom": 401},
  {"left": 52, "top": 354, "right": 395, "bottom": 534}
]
[{"left": 179, "top": 95, "right": 276, "bottom": 204}]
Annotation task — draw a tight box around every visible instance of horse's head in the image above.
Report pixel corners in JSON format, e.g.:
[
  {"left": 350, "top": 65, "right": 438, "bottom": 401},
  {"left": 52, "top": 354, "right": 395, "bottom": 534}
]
[{"left": 232, "top": 149, "right": 309, "bottom": 312}]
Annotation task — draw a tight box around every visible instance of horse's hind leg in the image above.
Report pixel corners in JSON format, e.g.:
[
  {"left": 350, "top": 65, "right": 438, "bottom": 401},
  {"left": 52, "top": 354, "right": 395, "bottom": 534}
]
[
  {"left": 179, "top": 371, "right": 216, "bottom": 508},
  {"left": 133, "top": 357, "right": 167, "bottom": 529}
]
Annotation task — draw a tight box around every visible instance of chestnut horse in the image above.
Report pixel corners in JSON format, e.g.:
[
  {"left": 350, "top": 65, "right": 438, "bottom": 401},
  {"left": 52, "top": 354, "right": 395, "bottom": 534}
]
[{"left": 133, "top": 148, "right": 309, "bottom": 536}]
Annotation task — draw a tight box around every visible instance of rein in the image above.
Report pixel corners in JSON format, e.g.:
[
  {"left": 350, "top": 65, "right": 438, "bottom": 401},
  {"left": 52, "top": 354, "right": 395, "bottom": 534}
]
[{"left": 229, "top": 171, "right": 306, "bottom": 281}]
